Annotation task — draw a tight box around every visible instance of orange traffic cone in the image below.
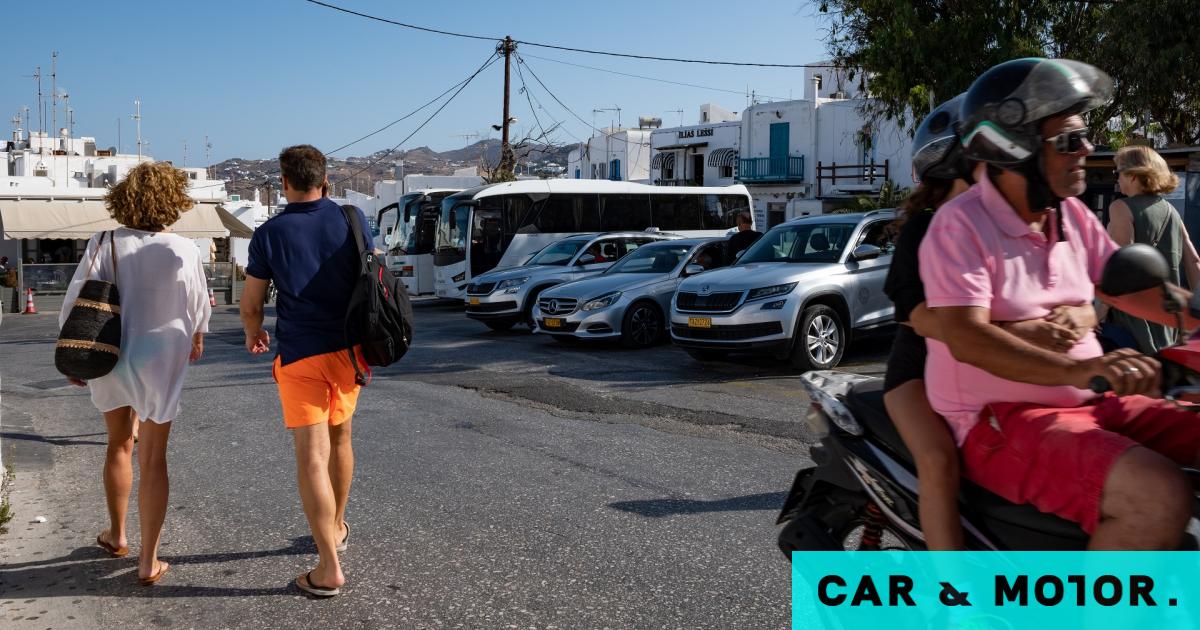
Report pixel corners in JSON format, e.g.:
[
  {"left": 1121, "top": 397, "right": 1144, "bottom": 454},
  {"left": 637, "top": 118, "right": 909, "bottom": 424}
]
[
  {"left": 208, "top": 288, "right": 217, "bottom": 307},
  {"left": 22, "top": 288, "right": 37, "bottom": 314}
]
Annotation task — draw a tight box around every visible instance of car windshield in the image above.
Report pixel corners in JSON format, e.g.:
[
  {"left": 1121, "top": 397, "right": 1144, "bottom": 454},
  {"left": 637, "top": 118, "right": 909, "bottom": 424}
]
[
  {"left": 527, "top": 239, "right": 588, "bottom": 266},
  {"left": 605, "top": 244, "right": 693, "bottom": 274},
  {"left": 738, "top": 222, "right": 856, "bottom": 264}
]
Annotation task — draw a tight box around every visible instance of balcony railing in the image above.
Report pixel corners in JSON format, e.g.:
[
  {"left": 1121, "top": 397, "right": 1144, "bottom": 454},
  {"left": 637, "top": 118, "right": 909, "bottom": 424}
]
[{"left": 736, "top": 156, "right": 805, "bottom": 182}]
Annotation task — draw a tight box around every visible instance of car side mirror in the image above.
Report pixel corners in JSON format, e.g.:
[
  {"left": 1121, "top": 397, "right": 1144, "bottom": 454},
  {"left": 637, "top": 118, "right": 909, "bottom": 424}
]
[
  {"left": 734, "top": 249, "right": 745, "bottom": 260},
  {"left": 851, "top": 244, "right": 881, "bottom": 261},
  {"left": 1099, "top": 244, "right": 1169, "bottom": 296},
  {"left": 577, "top": 254, "right": 596, "bottom": 266},
  {"left": 683, "top": 264, "right": 705, "bottom": 276}
]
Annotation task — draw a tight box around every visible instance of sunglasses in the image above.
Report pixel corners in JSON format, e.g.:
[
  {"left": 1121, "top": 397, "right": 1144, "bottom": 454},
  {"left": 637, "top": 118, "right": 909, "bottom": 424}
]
[{"left": 1044, "top": 128, "right": 1092, "bottom": 155}]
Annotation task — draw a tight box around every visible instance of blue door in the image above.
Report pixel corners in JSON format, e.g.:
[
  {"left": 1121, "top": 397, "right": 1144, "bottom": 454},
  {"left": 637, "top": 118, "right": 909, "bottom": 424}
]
[
  {"left": 610, "top": 158, "right": 621, "bottom": 181},
  {"left": 769, "top": 122, "right": 789, "bottom": 177}
]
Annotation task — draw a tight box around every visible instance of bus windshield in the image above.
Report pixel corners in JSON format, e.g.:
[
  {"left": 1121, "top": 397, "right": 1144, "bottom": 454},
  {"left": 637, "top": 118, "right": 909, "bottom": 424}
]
[
  {"left": 738, "top": 222, "right": 855, "bottom": 265},
  {"left": 526, "top": 238, "right": 588, "bottom": 266},
  {"left": 436, "top": 195, "right": 471, "bottom": 256}
]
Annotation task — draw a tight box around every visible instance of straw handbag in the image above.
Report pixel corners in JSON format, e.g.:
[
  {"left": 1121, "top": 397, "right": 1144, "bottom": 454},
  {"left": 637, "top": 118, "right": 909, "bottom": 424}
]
[{"left": 55, "top": 231, "right": 122, "bottom": 380}]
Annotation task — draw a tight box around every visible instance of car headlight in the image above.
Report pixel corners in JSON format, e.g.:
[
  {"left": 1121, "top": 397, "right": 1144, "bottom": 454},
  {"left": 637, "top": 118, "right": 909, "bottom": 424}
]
[
  {"left": 747, "top": 282, "right": 797, "bottom": 301},
  {"left": 582, "top": 291, "right": 622, "bottom": 311},
  {"left": 498, "top": 276, "right": 529, "bottom": 293}
]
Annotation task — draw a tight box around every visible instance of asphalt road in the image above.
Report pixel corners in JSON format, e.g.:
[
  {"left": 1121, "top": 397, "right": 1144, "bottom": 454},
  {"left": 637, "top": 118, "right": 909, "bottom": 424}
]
[{"left": 0, "top": 300, "right": 890, "bottom": 629}]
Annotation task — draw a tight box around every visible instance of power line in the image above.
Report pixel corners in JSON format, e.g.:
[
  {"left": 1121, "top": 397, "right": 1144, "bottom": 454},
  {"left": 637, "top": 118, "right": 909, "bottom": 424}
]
[
  {"left": 191, "top": 53, "right": 498, "bottom": 192},
  {"left": 512, "top": 58, "right": 551, "bottom": 142},
  {"left": 326, "top": 54, "right": 500, "bottom": 156},
  {"left": 519, "top": 52, "right": 789, "bottom": 102},
  {"left": 332, "top": 51, "right": 498, "bottom": 188},
  {"left": 303, "top": 0, "right": 835, "bottom": 68}
]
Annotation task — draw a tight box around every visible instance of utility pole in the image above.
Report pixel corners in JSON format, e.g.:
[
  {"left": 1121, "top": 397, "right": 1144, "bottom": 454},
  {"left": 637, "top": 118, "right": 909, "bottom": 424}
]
[
  {"left": 132, "top": 100, "right": 143, "bottom": 162},
  {"left": 117, "top": 117, "right": 121, "bottom": 154},
  {"left": 182, "top": 139, "right": 188, "bottom": 167},
  {"left": 205, "top": 134, "right": 212, "bottom": 179},
  {"left": 50, "top": 52, "right": 57, "bottom": 141},
  {"left": 497, "top": 35, "right": 517, "bottom": 180}
]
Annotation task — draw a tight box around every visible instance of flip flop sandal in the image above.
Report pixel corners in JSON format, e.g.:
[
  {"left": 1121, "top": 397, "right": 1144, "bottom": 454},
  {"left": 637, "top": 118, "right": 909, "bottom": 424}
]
[
  {"left": 139, "top": 561, "right": 169, "bottom": 586},
  {"left": 336, "top": 522, "right": 350, "bottom": 552},
  {"left": 96, "top": 534, "right": 129, "bottom": 558},
  {"left": 295, "top": 571, "right": 340, "bottom": 598}
]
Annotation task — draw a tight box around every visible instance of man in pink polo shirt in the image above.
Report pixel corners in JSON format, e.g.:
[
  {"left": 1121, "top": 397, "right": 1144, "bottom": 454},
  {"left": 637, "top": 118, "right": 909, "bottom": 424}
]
[{"left": 920, "top": 58, "right": 1200, "bottom": 549}]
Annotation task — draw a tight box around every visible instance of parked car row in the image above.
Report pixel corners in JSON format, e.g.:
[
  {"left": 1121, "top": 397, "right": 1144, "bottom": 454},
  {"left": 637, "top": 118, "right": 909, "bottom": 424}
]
[{"left": 461, "top": 210, "right": 899, "bottom": 370}]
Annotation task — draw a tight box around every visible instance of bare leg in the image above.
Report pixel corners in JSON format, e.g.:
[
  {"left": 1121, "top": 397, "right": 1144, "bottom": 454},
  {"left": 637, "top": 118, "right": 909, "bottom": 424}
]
[
  {"left": 1090, "top": 446, "right": 1191, "bottom": 550},
  {"left": 884, "top": 380, "right": 964, "bottom": 550},
  {"left": 293, "top": 422, "right": 344, "bottom": 589},
  {"left": 328, "top": 419, "right": 354, "bottom": 535},
  {"left": 131, "top": 411, "right": 140, "bottom": 443},
  {"left": 100, "top": 407, "right": 135, "bottom": 550},
  {"left": 136, "top": 420, "right": 172, "bottom": 579}
]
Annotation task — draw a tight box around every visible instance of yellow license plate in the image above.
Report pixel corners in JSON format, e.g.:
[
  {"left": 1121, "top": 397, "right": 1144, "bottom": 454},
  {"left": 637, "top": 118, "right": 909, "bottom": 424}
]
[
  {"left": 688, "top": 317, "right": 713, "bottom": 328},
  {"left": 469, "top": 297, "right": 480, "bottom": 305},
  {"left": 543, "top": 318, "right": 564, "bottom": 328}
]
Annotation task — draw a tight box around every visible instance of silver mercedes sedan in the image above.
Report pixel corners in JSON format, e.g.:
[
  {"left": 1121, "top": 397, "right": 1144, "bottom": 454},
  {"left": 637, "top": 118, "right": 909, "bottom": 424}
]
[{"left": 533, "top": 238, "right": 729, "bottom": 348}]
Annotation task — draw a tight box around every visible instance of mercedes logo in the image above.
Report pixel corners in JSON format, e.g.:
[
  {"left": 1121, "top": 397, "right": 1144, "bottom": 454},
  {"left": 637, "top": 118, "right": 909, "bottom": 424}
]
[{"left": 547, "top": 299, "right": 559, "bottom": 312}]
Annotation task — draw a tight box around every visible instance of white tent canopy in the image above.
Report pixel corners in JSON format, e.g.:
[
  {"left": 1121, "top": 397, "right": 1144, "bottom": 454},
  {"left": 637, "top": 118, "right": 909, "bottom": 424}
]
[{"left": 0, "top": 199, "right": 250, "bottom": 240}]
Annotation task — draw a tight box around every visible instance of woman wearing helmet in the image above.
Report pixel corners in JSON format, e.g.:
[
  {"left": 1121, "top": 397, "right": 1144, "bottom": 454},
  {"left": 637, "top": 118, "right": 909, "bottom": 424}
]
[{"left": 882, "top": 94, "right": 1097, "bottom": 549}]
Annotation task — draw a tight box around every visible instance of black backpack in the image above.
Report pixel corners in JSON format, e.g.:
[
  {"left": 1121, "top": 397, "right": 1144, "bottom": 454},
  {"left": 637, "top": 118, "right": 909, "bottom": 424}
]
[{"left": 342, "top": 205, "right": 414, "bottom": 385}]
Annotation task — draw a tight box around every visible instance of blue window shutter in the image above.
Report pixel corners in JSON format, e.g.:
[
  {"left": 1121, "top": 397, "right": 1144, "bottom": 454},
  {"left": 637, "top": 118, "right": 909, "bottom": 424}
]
[{"left": 610, "top": 158, "right": 621, "bottom": 180}]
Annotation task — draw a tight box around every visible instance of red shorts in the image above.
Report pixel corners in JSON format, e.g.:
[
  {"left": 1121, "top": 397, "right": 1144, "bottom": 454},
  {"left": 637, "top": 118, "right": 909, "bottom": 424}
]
[{"left": 961, "top": 395, "right": 1200, "bottom": 533}]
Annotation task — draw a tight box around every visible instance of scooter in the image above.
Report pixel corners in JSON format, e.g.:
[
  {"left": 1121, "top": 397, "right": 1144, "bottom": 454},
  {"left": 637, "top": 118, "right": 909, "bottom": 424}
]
[{"left": 775, "top": 245, "right": 1200, "bottom": 553}]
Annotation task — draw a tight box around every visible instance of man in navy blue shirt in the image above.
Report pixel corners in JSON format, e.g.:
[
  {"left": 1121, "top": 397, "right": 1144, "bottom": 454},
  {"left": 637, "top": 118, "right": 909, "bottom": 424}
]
[{"left": 240, "top": 144, "right": 372, "bottom": 597}]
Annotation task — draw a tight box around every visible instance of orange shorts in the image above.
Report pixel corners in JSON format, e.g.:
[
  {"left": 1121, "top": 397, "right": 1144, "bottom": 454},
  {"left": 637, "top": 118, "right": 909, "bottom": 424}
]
[{"left": 272, "top": 347, "right": 364, "bottom": 429}]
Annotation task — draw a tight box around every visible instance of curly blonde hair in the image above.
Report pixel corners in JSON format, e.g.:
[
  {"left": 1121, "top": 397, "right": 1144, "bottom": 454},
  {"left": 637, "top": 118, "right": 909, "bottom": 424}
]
[
  {"left": 1116, "top": 146, "right": 1181, "bottom": 196},
  {"left": 104, "top": 162, "right": 195, "bottom": 230}
]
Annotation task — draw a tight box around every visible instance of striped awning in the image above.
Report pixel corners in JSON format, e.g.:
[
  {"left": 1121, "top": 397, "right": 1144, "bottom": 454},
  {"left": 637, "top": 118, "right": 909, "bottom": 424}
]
[
  {"left": 650, "top": 151, "right": 676, "bottom": 171},
  {"left": 707, "top": 148, "right": 739, "bottom": 168}
]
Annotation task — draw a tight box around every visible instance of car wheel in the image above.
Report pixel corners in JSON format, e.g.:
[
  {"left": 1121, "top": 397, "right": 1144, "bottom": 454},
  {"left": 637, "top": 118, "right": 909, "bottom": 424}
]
[
  {"left": 685, "top": 348, "right": 728, "bottom": 362},
  {"left": 790, "top": 305, "right": 845, "bottom": 371},
  {"left": 484, "top": 320, "right": 515, "bottom": 332},
  {"left": 621, "top": 302, "right": 663, "bottom": 349},
  {"left": 523, "top": 288, "right": 547, "bottom": 331}
]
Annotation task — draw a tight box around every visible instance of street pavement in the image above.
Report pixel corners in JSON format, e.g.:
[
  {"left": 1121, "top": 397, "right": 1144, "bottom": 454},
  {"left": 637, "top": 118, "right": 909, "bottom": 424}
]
[{"left": 0, "top": 300, "right": 889, "bottom": 629}]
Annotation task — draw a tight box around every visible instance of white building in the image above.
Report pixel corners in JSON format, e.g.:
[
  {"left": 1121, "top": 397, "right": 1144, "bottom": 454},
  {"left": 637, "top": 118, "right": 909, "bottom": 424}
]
[
  {"left": 649, "top": 103, "right": 741, "bottom": 188},
  {"left": 737, "top": 79, "right": 914, "bottom": 227},
  {"left": 1, "top": 126, "right": 236, "bottom": 267},
  {"left": 573, "top": 128, "right": 654, "bottom": 183}
]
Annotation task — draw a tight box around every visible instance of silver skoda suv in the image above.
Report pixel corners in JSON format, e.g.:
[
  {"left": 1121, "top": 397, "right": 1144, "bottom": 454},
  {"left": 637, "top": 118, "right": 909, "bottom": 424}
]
[{"left": 670, "top": 210, "right": 896, "bottom": 371}]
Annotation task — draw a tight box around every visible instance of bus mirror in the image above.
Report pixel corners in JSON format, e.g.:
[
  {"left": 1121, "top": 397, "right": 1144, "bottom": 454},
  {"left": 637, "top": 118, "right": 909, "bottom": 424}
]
[
  {"left": 449, "top": 210, "right": 457, "bottom": 226},
  {"left": 404, "top": 208, "right": 412, "bottom": 223}
]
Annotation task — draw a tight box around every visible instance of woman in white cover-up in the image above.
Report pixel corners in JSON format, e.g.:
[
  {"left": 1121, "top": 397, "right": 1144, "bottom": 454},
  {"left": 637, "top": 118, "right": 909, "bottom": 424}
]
[{"left": 60, "top": 162, "right": 210, "bottom": 585}]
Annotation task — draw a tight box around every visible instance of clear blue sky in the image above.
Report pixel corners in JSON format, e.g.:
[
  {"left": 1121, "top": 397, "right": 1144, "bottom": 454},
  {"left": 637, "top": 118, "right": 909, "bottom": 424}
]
[{"left": 3, "top": 1, "right": 828, "bottom": 165}]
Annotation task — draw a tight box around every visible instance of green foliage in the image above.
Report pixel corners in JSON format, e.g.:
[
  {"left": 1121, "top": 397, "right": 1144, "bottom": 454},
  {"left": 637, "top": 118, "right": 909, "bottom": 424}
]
[
  {"left": 0, "top": 465, "right": 13, "bottom": 535},
  {"left": 816, "top": 0, "right": 1200, "bottom": 145},
  {"left": 842, "top": 179, "right": 910, "bottom": 212}
]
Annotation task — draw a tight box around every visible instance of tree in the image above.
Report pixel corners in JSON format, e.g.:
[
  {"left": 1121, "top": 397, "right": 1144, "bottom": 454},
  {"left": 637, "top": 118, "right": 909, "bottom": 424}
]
[
  {"left": 479, "top": 123, "right": 565, "bottom": 184},
  {"left": 814, "top": 0, "right": 1200, "bottom": 146},
  {"left": 1089, "top": 0, "right": 1200, "bottom": 146}
]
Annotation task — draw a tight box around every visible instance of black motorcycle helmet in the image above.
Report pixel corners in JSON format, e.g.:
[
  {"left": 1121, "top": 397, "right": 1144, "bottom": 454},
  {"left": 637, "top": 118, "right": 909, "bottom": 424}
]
[
  {"left": 911, "top": 94, "right": 969, "bottom": 183},
  {"left": 959, "top": 58, "right": 1112, "bottom": 230}
]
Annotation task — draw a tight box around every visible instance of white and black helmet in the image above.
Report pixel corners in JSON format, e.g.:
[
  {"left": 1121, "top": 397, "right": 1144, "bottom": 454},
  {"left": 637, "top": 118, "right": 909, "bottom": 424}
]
[
  {"left": 960, "top": 58, "right": 1112, "bottom": 166},
  {"left": 911, "top": 94, "right": 968, "bottom": 183}
]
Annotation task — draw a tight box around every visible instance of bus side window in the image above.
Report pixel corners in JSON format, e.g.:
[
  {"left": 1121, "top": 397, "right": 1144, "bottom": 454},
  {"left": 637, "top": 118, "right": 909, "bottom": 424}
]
[
  {"left": 701, "top": 195, "right": 725, "bottom": 230},
  {"left": 601, "top": 194, "right": 651, "bottom": 231},
  {"left": 651, "top": 194, "right": 702, "bottom": 231},
  {"left": 718, "top": 194, "right": 752, "bottom": 229}
]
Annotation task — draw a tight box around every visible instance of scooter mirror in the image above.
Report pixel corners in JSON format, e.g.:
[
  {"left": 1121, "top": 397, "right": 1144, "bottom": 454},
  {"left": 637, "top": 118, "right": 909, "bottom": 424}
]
[{"left": 1098, "top": 244, "right": 1169, "bottom": 296}]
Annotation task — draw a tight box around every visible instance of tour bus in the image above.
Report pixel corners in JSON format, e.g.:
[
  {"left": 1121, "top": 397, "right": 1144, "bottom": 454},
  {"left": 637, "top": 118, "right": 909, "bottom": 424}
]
[
  {"left": 379, "top": 189, "right": 460, "bottom": 295},
  {"left": 433, "top": 179, "right": 754, "bottom": 299}
]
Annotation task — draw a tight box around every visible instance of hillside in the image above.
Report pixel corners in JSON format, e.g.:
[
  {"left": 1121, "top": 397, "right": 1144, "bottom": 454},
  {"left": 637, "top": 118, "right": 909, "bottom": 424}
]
[{"left": 212, "top": 141, "right": 573, "bottom": 201}]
